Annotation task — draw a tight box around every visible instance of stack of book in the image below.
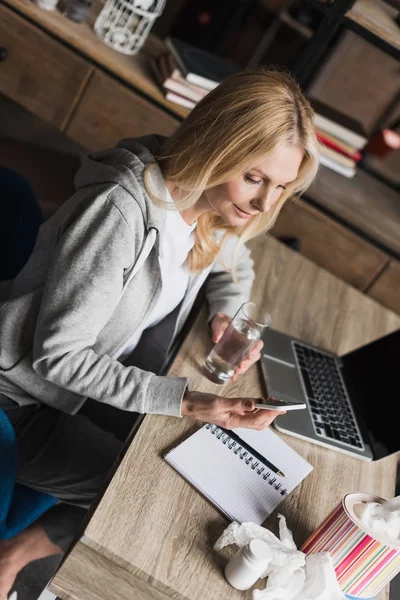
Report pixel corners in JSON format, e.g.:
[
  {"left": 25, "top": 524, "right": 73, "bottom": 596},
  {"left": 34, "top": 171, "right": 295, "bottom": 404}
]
[
  {"left": 150, "top": 36, "right": 242, "bottom": 110},
  {"left": 311, "top": 99, "right": 368, "bottom": 178}
]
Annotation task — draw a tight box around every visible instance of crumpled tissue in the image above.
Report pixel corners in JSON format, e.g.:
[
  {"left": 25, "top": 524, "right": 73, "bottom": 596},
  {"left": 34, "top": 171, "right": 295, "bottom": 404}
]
[
  {"left": 214, "top": 515, "right": 346, "bottom": 599},
  {"left": 359, "top": 496, "right": 400, "bottom": 541}
]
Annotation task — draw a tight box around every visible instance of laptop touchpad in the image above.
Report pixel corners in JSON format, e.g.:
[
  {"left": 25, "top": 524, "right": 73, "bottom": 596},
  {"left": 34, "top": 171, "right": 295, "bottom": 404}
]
[{"left": 263, "top": 357, "right": 305, "bottom": 402}]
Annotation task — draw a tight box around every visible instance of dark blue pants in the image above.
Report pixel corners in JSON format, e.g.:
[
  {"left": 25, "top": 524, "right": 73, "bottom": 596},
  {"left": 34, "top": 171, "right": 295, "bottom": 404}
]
[{"left": 0, "top": 167, "right": 43, "bottom": 281}]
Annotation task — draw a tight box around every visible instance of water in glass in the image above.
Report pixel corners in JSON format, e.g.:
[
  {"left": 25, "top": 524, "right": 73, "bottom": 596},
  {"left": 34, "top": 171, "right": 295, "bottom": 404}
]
[{"left": 204, "top": 317, "right": 260, "bottom": 383}]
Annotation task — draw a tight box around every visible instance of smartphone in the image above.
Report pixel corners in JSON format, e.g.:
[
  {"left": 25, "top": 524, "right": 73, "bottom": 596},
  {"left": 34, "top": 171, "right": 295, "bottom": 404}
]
[{"left": 254, "top": 397, "right": 306, "bottom": 411}]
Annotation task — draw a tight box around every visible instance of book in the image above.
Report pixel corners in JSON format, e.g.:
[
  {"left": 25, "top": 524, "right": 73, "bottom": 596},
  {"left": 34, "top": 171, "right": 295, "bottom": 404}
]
[
  {"left": 164, "top": 423, "right": 313, "bottom": 524},
  {"left": 165, "top": 90, "right": 196, "bottom": 110},
  {"left": 316, "top": 129, "right": 362, "bottom": 162},
  {"left": 164, "top": 52, "right": 209, "bottom": 96},
  {"left": 319, "top": 144, "right": 356, "bottom": 169},
  {"left": 311, "top": 98, "right": 368, "bottom": 149},
  {"left": 150, "top": 53, "right": 208, "bottom": 104},
  {"left": 316, "top": 127, "right": 359, "bottom": 156},
  {"left": 165, "top": 36, "right": 242, "bottom": 91},
  {"left": 319, "top": 152, "right": 356, "bottom": 178}
]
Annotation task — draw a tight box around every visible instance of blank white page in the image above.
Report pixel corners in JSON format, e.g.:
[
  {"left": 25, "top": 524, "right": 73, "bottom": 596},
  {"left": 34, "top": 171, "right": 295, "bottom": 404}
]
[{"left": 165, "top": 424, "right": 313, "bottom": 524}]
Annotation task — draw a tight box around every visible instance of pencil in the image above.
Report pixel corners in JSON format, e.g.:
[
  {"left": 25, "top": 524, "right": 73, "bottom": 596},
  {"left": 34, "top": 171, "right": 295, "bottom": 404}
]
[{"left": 219, "top": 427, "right": 286, "bottom": 478}]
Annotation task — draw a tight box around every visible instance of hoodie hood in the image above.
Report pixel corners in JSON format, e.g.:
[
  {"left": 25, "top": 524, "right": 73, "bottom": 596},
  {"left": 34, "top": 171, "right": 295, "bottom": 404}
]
[{"left": 74, "top": 134, "right": 168, "bottom": 230}]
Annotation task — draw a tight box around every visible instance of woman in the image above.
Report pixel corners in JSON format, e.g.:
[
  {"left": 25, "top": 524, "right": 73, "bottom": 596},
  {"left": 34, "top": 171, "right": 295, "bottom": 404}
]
[{"left": 0, "top": 68, "right": 319, "bottom": 596}]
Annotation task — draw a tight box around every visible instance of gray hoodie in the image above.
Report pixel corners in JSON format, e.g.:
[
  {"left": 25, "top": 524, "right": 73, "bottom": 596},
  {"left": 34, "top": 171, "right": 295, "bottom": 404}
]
[{"left": 0, "top": 135, "right": 254, "bottom": 417}]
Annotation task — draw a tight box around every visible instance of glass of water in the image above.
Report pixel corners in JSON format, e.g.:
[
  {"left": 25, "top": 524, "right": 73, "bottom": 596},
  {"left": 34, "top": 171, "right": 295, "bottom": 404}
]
[{"left": 203, "top": 302, "right": 271, "bottom": 384}]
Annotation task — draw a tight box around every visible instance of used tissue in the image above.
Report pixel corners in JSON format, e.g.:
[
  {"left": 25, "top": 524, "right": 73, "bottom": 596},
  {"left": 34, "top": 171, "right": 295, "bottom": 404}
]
[
  {"left": 214, "top": 515, "right": 346, "bottom": 599},
  {"left": 358, "top": 496, "right": 400, "bottom": 541}
]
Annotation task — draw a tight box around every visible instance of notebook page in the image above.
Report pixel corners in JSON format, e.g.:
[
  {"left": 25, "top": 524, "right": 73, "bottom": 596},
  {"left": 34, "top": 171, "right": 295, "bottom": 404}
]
[
  {"left": 234, "top": 426, "right": 313, "bottom": 491},
  {"left": 165, "top": 424, "right": 313, "bottom": 524}
]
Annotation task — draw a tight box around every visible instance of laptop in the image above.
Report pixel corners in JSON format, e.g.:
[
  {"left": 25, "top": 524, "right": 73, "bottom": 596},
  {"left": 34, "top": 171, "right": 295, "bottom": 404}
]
[{"left": 260, "top": 327, "right": 400, "bottom": 461}]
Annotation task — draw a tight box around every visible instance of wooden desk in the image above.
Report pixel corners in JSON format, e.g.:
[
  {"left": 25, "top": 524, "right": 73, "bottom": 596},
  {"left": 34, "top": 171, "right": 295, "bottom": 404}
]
[{"left": 50, "top": 235, "right": 400, "bottom": 600}]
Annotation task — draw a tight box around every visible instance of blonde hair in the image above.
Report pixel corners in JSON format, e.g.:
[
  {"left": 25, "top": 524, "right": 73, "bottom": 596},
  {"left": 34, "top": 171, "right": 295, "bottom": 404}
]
[{"left": 145, "top": 67, "right": 319, "bottom": 273}]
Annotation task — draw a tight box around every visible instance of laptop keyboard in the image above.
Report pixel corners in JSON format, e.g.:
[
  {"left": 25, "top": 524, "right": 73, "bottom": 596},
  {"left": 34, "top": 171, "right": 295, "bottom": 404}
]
[{"left": 292, "top": 342, "right": 364, "bottom": 450}]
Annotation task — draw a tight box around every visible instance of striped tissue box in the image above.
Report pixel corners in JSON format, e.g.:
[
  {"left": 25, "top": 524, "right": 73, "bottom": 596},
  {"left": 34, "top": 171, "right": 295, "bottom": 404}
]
[{"left": 301, "top": 492, "right": 400, "bottom": 599}]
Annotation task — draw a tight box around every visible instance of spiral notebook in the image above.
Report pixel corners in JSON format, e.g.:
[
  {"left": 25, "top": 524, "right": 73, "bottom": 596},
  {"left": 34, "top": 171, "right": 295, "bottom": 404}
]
[{"left": 165, "top": 424, "right": 313, "bottom": 524}]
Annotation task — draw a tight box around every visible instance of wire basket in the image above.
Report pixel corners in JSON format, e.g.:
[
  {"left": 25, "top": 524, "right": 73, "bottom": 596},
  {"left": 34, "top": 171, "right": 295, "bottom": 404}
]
[{"left": 94, "top": 0, "right": 166, "bottom": 55}]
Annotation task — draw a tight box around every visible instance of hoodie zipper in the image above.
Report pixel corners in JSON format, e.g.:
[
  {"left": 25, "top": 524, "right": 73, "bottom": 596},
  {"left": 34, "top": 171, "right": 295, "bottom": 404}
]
[{"left": 112, "top": 227, "right": 158, "bottom": 359}]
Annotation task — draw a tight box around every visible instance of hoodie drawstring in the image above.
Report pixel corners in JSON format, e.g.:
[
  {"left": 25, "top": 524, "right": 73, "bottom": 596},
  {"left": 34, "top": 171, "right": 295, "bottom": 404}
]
[{"left": 118, "top": 227, "right": 158, "bottom": 304}]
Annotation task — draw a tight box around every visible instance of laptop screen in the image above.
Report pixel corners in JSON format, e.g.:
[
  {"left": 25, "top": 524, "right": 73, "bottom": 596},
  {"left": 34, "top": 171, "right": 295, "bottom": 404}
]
[{"left": 342, "top": 329, "right": 400, "bottom": 459}]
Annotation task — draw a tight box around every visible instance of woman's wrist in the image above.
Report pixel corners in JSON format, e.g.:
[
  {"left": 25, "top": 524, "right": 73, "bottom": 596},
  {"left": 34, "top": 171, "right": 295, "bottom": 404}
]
[
  {"left": 181, "top": 390, "right": 218, "bottom": 417},
  {"left": 181, "top": 390, "right": 195, "bottom": 416}
]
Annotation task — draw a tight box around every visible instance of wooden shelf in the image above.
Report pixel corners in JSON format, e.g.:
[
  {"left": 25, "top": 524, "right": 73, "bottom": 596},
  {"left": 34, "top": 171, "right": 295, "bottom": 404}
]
[
  {"left": 304, "top": 164, "right": 400, "bottom": 259},
  {"left": 280, "top": 11, "right": 314, "bottom": 38},
  {"left": 345, "top": 0, "right": 400, "bottom": 54},
  {"left": 2, "top": 0, "right": 189, "bottom": 120}
]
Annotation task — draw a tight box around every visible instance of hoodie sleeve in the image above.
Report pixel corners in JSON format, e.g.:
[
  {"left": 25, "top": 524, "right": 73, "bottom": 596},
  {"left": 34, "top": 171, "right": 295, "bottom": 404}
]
[
  {"left": 204, "top": 235, "right": 255, "bottom": 321},
  {"left": 32, "top": 188, "right": 187, "bottom": 417}
]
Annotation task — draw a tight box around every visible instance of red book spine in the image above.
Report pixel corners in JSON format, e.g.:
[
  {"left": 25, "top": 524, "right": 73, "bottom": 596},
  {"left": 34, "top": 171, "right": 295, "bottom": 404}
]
[{"left": 316, "top": 132, "right": 362, "bottom": 162}]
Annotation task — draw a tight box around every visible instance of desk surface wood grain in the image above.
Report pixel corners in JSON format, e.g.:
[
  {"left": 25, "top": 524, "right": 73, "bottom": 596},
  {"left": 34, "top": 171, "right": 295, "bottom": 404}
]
[{"left": 51, "top": 236, "right": 400, "bottom": 600}]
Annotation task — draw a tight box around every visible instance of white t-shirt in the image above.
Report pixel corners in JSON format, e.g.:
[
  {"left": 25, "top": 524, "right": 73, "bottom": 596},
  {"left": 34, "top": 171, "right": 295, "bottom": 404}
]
[{"left": 119, "top": 179, "right": 196, "bottom": 360}]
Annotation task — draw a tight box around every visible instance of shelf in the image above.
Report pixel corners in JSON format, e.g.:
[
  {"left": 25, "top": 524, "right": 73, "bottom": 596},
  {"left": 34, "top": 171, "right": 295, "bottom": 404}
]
[
  {"left": 344, "top": 0, "right": 400, "bottom": 58},
  {"left": 2, "top": 0, "right": 189, "bottom": 120},
  {"left": 302, "top": 0, "right": 331, "bottom": 15},
  {"left": 304, "top": 165, "right": 400, "bottom": 260},
  {"left": 279, "top": 11, "right": 314, "bottom": 38}
]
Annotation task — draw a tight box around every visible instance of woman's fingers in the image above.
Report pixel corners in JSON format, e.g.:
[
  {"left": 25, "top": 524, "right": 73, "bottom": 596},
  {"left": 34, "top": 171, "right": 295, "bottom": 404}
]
[
  {"left": 210, "top": 313, "right": 231, "bottom": 343},
  {"left": 231, "top": 340, "right": 264, "bottom": 380},
  {"left": 252, "top": 339, "right": 264, "bottom": 355},
  {"left": 226, "top": 407, "right": 284, "bottom": 430},
  {"left": 181, "top": 392, "right": 286, "bottom": 431},
  {"left": 232, "top": 352, "right": 262, "bottom": 381},
  {"left": 245, "top": 339, "right": 263, "bottom": 361}
]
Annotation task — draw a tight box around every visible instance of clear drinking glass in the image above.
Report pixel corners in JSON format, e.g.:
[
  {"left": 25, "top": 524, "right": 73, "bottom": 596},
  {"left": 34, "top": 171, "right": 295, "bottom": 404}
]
[{"left": 203, "top": 302, "right": 271, "bottom": 384}]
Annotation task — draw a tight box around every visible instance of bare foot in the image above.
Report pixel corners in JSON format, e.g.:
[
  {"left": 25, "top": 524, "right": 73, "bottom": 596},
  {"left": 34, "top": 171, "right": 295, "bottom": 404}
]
[
  {"left": 0, "top": 524, "right": 62, "bottom": 599},
  {"left": 0, "top": 539, "right": 19, "bottom": 599}
]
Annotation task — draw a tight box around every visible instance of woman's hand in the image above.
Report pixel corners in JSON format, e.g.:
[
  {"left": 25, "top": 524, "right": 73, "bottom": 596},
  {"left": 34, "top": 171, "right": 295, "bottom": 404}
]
[
  {"left": 181, "top": 391, "right": 284, "bottom": 430},
  {"left": 210, "top": 313, "right": 264, "bottom": 381}
]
